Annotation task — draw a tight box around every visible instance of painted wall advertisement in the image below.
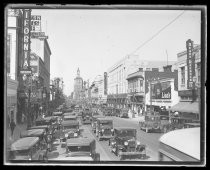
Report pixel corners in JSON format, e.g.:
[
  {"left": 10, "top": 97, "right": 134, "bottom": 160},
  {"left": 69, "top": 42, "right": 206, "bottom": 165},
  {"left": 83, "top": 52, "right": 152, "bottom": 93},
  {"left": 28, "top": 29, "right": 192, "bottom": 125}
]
[
  {"left": 151, "top": 81, "right": 171, "bottom": 99},
  {"left": 186, "top": 39, "right": 195, "bottom": 89}
]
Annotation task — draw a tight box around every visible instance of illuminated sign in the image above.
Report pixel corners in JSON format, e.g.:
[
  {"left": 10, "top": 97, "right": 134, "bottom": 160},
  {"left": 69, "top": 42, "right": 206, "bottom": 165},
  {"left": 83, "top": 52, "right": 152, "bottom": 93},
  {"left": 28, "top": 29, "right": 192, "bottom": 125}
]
[
  {"left": 151, "top": 81, "right": 171, "bottom": 99},
  {"left": 20, "top": 9, "right": 32, "bottom": 74},
  {"left": 31, "top": 32, "right": 48, "bottom": 39},
  {"left": 186, "top": 39, "right": 195, "bottom": 89}
]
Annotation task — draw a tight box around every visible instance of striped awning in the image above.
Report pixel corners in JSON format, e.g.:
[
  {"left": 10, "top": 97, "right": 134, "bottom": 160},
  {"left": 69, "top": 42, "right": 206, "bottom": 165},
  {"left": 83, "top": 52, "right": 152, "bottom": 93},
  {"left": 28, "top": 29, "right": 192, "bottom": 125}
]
[{"left": 168, "top": 102, "right": 199, "bottom": 114}]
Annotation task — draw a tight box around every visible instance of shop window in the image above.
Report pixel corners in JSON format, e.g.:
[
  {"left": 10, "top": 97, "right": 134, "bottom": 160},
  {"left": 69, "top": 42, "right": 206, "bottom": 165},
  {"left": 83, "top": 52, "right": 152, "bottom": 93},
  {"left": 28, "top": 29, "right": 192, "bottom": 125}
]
[{"left": 181, "top": 66, "right": 185, "bottom": 85}]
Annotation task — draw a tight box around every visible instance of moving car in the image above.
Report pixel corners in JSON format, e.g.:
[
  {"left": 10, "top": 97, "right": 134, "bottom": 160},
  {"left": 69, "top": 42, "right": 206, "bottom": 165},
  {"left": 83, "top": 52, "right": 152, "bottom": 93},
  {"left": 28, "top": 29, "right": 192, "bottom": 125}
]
[
  {"left": 60, "top": 120, "right": 80, "bottom": 147},
  {"left": 139, "top": 114, "right": 170, "bottom": 133},
  {"left": 159, "top": 127, "right": 200, "bottom": 161},
  {"left": 120, "top": 109, "right": 129, "bottom": 118},
  {"left": 96, "top": 118, "right": 114, "bottom": 141},
  {"left": 81, "top": 110, "right": 92, "bottom": 124},
  {"left": 63, "top": 115, "right": 77, "bottom": 121},
  {"left": 91, "top": 115, "right": 105, "bottom": 133},
  {"left": 109, "top": 127, "right": 146, "bottom": 160},
  {"left": 51, "top": 137, "right": 100, "bottom": 161},
  {"left": 9, "top": 137, "right": 48, "bottom": 161}
]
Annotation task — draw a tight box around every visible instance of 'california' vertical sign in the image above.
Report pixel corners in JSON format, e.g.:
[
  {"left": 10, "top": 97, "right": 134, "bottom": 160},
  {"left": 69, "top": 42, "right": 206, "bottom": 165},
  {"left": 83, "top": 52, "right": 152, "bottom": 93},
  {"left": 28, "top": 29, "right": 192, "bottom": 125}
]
[{"left": 20, "top": 9, "right": 32, "bottom": 74}]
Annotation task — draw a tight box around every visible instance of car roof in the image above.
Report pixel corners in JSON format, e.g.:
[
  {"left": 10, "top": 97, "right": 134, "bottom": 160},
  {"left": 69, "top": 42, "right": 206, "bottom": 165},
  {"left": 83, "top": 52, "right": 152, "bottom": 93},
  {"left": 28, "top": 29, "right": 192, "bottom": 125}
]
[
  {"left": 64, "top": 115, "right": 77, "bottom": 118},
  {"left": 97, "top": 117, "right": 113, "bottom": 121},
  {"left": 28, "top": 125, "right": 48, "bottom": 130},
  {"left": 62, "top": 120, "right": 79, "bottom": 126},
  {"left": 52, "top": 112, "right": 63, "bottom": 115},
  {"left": 11, "top": 137, "right": 39, "bottom": 151},
  {"left": 21, "top": 129, "right": 45, "bottom": 137},
  {"left": 115, "top": 127, "right": 136, "bottom": 131},
  {"left": 159, "top": 127, "right": 200, "bottom": 160},
  {"left": 66, "top": 137, "right": 94, "bottom": 146}
]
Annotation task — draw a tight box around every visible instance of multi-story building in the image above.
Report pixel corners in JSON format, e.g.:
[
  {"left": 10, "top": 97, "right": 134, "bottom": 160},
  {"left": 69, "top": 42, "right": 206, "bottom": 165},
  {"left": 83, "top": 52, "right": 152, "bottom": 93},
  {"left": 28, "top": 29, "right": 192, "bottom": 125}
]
[
  {"left": 107, "top": 54, "right": 176, "bottom": 110},
  {"left": 73, "top": 68, "right": 83, "bottom": 101},
  {"left": 6, "top": 9, "right": 23, "bottom": 125},
  {"left": 169, "top": 39, "right": 201, "bottom": 120}
]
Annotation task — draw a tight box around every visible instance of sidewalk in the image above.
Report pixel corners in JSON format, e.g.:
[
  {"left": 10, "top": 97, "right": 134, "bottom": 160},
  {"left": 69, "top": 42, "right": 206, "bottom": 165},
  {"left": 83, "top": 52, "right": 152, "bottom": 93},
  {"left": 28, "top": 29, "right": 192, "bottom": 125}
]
[{"left": 6, "top": 123, "right": 27, "bottom": 151}]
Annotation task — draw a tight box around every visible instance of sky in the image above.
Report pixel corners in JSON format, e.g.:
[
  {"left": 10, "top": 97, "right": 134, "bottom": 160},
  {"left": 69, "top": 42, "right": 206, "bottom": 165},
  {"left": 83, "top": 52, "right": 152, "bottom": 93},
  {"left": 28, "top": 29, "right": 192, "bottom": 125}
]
[{"left": 31, "top": 8, "right": 201, "bottom": 96}]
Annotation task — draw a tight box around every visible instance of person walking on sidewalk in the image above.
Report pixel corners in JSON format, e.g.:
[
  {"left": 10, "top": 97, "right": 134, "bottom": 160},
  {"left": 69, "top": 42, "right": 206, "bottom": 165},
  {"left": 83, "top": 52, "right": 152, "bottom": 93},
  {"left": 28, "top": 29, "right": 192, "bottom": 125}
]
[{"left": 10, "top": 119, "right": 16, "bottom": 137}]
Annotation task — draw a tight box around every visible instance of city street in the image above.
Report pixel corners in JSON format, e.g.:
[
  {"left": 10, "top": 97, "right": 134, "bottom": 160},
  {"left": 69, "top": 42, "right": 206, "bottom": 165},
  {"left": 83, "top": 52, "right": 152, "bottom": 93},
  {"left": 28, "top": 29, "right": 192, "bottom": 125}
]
[{"left": 47, "top": 116, "right": 162, "bottom": 161}]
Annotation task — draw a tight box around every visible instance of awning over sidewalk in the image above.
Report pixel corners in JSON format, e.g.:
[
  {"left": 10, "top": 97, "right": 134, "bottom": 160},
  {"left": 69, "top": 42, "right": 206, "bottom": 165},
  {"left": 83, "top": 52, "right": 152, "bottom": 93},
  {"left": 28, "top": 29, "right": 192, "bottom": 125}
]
[{"left": 168, "top": 102, "right": 199, "bottom": 114}]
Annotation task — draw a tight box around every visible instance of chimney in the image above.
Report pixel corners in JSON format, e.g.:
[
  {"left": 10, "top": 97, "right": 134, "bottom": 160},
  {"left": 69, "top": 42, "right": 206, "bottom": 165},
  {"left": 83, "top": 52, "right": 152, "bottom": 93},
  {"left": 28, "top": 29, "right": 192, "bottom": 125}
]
[{"left": 163, "top": 65, "right": 172, "bottom": 72}]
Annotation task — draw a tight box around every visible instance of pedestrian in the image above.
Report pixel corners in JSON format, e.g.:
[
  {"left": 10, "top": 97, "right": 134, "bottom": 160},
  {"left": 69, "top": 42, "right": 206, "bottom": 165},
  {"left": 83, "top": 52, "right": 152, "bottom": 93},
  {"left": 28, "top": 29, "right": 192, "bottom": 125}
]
[{"left": 10, "top": 119, "right": 16, "bottom": 137}]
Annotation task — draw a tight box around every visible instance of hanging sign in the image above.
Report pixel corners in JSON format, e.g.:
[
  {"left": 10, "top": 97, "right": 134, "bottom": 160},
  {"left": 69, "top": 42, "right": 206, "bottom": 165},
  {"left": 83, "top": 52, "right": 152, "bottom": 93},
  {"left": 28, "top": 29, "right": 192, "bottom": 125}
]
[
  {"left": 31, "top": 15, "right": 41, "bottom": 32},
  {"left": 186, "top": 39, "right": 195, "bottom": 89},
  {"left": 20, "top": 9, "right": 32, "bottom": 74}
]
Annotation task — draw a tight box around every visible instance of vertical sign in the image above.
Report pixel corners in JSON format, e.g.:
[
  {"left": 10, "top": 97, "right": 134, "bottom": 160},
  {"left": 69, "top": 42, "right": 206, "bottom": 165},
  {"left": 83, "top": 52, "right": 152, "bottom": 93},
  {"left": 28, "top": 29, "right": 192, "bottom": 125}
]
[
  {"left": 104, "top": 72, "right": 107, "bottom": 95},
  {"left": 20, "top": 9, "right": 32, "bottom": 74},
  {"left": 31, "top": 15, "right": 41, "bottom": 32},
  {"left": 186, "top": 39, "right": 195, "bottom": 89}
]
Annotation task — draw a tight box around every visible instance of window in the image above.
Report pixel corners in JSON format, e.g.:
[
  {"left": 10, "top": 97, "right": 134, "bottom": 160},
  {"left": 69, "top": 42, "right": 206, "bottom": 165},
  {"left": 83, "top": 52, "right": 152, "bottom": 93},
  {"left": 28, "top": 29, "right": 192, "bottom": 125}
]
[
  {"left": 7, "top": 34, "right": 12, "bottom": 74},
  {"left": 181, "top": 66, "right": 185, "bottom": 85},
  {"left": 197, "top": 62, "right": 201, "bottom": 83},
  {"left": 140, "top": 79, "right": 143, "bottom": 92}
]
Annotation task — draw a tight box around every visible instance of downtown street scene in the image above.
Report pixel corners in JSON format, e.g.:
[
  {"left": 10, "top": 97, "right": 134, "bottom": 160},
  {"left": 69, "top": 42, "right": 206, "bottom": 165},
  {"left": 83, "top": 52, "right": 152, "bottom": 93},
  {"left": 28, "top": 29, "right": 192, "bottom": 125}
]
[{"left": 4, "top": 5, "right": 206, "bottom": 166}]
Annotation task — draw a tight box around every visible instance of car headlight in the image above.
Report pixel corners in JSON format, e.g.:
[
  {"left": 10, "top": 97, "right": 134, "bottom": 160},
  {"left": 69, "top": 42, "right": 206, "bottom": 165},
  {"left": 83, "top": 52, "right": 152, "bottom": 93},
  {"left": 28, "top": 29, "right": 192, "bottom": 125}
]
[
  {"left": 111, "top": 129, "right": 114, "bottom": 132},
  {"left": 111, "top": 141, "right": 116, "bottom": 145},
  {"left": 74, "top": 133, "right": 78, "bottom": 137},
  {"left": 124, "top": 141, "right": 128, "bottom": 145},
  {"left": 28, "top": 157, "right": 32, "bottom": 160},
  {"left": 102, "top": 129, "right": 104, "bottom": 132},
  {"left": 65, "top": 134, "right": 68, "bottom": 138},
  {"left": 137, "top": 141, "right": 141, "bottom": 145}
]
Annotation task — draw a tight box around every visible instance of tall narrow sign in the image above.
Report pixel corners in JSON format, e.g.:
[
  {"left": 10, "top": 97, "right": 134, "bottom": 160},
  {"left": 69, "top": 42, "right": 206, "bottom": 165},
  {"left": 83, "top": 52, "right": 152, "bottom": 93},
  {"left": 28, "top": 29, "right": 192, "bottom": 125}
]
[
  {"left": 104, "top": 72, "right": 107, "bottom": 95},
  {"left": 20, "top": 9, "right": 32, "bottom": 74},
  {"left": 186, "top": 39, "right": 195, "bottom": 89}
]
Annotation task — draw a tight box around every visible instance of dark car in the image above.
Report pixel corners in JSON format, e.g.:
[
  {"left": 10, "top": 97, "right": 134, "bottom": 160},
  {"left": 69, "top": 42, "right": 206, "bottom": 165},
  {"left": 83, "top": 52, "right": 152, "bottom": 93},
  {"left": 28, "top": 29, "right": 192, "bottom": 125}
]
[
  {"left": 120, "top": 109, "right": 129, "bottom": 118},
  {"left": 9, "top": 137, "right": 48, "bottom": 161},
  {"left": 50, "top": 137, "right": 100, "bottom": 161},
  {"left": 91, "top": 115, "right": 105, "bottom": 133},
  {"left": 60, "top": 120, "right": 80, "bottom": 147},
  {"left": 112, "top": 108, "right": 121, "bottom": 117},
  {"left": 96, "top": 118, "right": 114, "bottom": 141},
  {"left": 63, "top": 115, "right": 77, "bottom": 121},
  {"left": 81, "top": 110, "right": 92, "bottom": 124},
  {"left": 109, "top": 127, "right": 146, "bottom": 160}
]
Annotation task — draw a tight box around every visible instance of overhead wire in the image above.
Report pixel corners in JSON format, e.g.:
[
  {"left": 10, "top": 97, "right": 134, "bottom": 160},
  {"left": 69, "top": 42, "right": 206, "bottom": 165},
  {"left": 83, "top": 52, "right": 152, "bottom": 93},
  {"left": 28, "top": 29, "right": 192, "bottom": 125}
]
[{"left": 129, "top": 10, "right": 186, "bottom": 55}]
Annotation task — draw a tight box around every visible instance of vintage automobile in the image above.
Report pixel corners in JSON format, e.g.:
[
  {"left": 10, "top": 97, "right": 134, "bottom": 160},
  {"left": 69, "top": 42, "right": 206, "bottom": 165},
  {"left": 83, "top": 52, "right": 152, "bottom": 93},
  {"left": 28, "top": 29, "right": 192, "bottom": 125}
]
[
  {"left": 52, "top": 111, "right": 63, "bottom": 117},
  {"left": 96, "top": 118, "right": 114, "bottom": 141},
  {"left": 81, "top": 110, "right": 92, "bottom": 124},
  {"left": 63, "top": 115, "right": 77, "bottom": 122},
  {"left": 63, "top": 108, "right": 74, "bottom": 114},
  {"left": 20, "top": 128, "right": 53, "bottom": 152},
  {"left": 60, "top": 120, "right": 80, "bottom": 147},
  {"left": 103, "top": 107, "right": 113, "bottom": 116},
  {"left": 63, "top": 112, "right": 76, "bottom": 116},
  {"left": 109, "top": 127, "right": 146, "bottom": 160},
  {"left": 183, "top": 122, "right": 200, "bottom": 129},
  {"left": 139, "top": 114, "right": 170, "bottom": 133},
  {"left": 9, "top": 137, "right": 48, "bottom": 161},
  {"left": 50, "top": 137, "right": 100, "bottom": 161},
  {"left": 91, "top": 115, "right": 105, "bottom": 133},
  {"left": 112, "top": 108, "right": 121, "bottom": 117},
  {"left": 120, "top": 108, "right": 129, "bottom": 118}
]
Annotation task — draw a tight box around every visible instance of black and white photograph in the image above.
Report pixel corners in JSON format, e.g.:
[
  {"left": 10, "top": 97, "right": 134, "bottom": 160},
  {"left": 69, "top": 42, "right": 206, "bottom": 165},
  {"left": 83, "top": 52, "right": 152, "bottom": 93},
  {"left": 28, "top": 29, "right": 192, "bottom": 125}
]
[{"left": 4, "top": 4, "right": 206, "bottom": 166}]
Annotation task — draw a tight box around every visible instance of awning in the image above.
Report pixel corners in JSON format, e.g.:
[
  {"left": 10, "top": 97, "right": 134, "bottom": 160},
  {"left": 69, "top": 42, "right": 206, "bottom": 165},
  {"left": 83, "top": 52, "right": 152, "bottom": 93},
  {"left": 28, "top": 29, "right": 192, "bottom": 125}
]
[{"left": 168, "top": 102, "right": 199, "bottom": 114}]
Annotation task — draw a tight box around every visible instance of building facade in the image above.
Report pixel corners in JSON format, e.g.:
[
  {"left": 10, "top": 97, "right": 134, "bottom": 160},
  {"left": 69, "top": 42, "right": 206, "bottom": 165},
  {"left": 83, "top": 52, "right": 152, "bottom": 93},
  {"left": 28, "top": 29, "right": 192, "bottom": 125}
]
[
  {"left": 73, "top": 68, "right": 83, "bottom": 101},
  {"left": 169, "top": 39, "right": 201, "bottom": 120}
]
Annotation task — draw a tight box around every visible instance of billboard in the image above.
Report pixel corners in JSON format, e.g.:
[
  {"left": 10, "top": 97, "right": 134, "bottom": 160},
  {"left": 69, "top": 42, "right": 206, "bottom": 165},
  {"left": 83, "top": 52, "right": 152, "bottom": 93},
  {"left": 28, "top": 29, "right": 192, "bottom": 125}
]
[
  {"left": 151, "top": 81, "right": 171, "bottom": 99},
  {"left": 186, "top": 39, "right": 195, "bottom": 89}
]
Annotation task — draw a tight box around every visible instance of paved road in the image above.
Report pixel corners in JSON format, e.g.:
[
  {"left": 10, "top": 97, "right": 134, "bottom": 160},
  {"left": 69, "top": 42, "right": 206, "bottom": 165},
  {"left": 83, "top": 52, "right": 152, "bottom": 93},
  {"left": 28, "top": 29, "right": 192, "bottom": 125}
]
[{"left": 48, "top": 116, "right": 162, "bottom": 161}]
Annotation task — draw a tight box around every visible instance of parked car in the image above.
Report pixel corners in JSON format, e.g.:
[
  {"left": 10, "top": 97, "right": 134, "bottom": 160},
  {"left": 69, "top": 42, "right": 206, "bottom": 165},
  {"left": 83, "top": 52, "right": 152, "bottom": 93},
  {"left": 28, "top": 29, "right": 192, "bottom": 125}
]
[
  {"left": 60, "top": 120, "right": 80, "bottom": 147},
  {"left": 20, "top": 128, "right": 53, "bottom": 152},
  {"left": 9, "top": 137, "right": 48, "bottom": 161},
  {"left": 109, "top": 127, "right": 146, "bottom": 160},
  {"left": 91, "top": 115, "right": 105, "bottom": 133},
  {"left": 139, "top": 114, "right": 170, "bottom": 133},
  {"left": 120, "top": 109, "right": 129, "bottom": 118},
  {"left": 50, "top": 137, "right": 100, "bottom": 161},
  {"left": 96, "top": 118, "right": 114, "bottom": 141}
]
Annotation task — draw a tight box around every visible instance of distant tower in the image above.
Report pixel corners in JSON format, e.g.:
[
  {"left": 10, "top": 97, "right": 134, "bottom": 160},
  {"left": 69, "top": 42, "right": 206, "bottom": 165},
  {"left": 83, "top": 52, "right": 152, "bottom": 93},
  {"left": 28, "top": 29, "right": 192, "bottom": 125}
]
[{"left": 73, "top": 68, "right": 83, "bottom": 101}]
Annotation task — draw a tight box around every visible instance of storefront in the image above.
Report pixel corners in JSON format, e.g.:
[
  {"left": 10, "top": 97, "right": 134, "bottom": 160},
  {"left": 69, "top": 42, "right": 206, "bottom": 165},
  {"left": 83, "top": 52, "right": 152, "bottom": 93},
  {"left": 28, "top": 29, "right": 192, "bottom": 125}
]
[{"left": 7, "top": 78, "right": 18, "bottom": 125}]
